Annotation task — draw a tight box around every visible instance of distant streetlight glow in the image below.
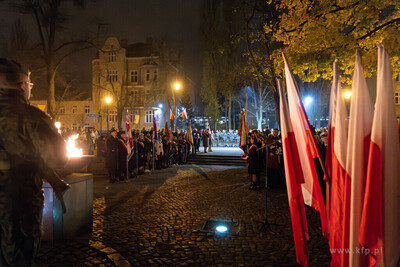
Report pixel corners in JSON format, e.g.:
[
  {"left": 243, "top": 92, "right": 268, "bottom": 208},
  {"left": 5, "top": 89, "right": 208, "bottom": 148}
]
[
  {"left": 304, "top": 96, "right": 313, "bottom": 105},
  {"left": 174, "top": 82, "right": 181, "bottom": 90},
  {"left": 344, "top": 91, "right": 352, "bottom": 99},
  {"left": 158, "top": 103, "right": 163, "bottom": 108},
  {"left": 105, "top": 96, "right": 112, "bottom": 104}
]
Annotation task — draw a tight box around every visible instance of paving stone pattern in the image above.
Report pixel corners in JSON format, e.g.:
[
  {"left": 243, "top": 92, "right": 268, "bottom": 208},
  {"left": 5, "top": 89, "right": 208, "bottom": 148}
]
[{"left": 35, "top": 165, "right": 331, "bottom": 266}]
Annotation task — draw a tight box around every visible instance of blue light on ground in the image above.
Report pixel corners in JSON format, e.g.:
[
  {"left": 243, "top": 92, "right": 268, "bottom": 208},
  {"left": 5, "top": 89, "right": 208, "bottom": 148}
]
[{"left": 216, "top": 225, "right": 228, "bottom": 233}]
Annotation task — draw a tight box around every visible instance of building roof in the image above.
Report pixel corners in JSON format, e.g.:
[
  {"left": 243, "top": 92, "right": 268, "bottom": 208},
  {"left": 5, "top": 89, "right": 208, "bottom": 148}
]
[{"left": 126, "top": 42, "right": 159, "bottom": 58}]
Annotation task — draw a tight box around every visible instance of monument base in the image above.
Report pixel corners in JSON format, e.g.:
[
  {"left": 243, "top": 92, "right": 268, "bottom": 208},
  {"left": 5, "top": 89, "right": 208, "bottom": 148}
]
[{"left": 42, "top": 173, "right": 93, "bottom": 241}]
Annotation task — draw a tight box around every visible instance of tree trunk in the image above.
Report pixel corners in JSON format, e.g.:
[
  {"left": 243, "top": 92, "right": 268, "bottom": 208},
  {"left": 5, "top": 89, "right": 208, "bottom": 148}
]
[
  {"left": 258, "top": 85, "right": 263, "bottom": 130},
  {"left": 47, "top": 63, "right": 56, "bottom": 119},
  {"left": 228, "top": 93, "right": 232, "bottom": 130}
]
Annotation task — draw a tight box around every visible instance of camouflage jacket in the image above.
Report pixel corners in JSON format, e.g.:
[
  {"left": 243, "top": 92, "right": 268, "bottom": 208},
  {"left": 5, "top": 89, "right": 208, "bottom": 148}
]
[{"left": 0, "top": 88, "right": 68, "bottom": 215}]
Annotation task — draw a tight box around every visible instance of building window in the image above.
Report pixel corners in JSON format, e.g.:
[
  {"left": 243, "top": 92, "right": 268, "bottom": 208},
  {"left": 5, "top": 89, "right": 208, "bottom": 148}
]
[
  {"left": 154, "top": 69, "right": 158, "bottom": 80},
  {"left": 108, "top": 52, "right": 116, "bottom": 62},
  {"left": 130, "top": 71, "right": 138, "bottom": 83},
  {"left": 129, "top": 110, "right": 138, "bottom": 123},
  {"left": 108, "top": 110, "right": 117, "bottom": 122},
  {"left": 146, "top": 69, "right": 150, "bottom": 81},
  {"left": 60, "top": 106, "right": 65, "bottom": 114},
  {"left": 84, "top": 105, "right": 90, "bottom": 114},
  {"left": 72, "top": 105, "right": 77, "bottom": 114},
  {"left": 97, "top": 75, "right": 101, "bottom": 83},
  {"left": 72, "top": 123, "right": 77, "bottom": 130},
  {"left": 395, "top": 92, "right": 399, "bottom": 105},
  {"left": 107, "top": 70, "right": 118, "bottom": 82},
  {"left": 84, "top": 123, "right": 90, "bottom": 129},
  {"left": 145, "top": 110, "right": 153, "bottom": 123}
]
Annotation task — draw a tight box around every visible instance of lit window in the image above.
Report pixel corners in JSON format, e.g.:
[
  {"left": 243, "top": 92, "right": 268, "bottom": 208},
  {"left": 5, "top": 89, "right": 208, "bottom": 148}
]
[
  {"left": 60, "top": 107, "right": 65, "bottom": 114},
  {"left": 129, "top": 110, "right": 138, "bottom": 123},
  {"left": 145, "top": 110, "right": 153, "bottom": 123},
  {"left": 107, "top": 70, "right": 118, "bottom": 82},
  {"left": 84, "top": 105, "right": 90, "bottom": 114},
  {"left": 130, "top": 71, "right": 138, "bottom": 83},
  {"left": 395, "top": 92, "right": 399, "bottom": 105},
  {"left": 154, "top": 69, "right": 158, "bottom": 80},
  {"left": 72, "top": 105, "right": 77, "bottom": 114},
  {"left": 146, "top": 69, "right": 150, "bottom": 81},
  {"left": 108, "top": 52, "right": 116, "bottom": 62}
]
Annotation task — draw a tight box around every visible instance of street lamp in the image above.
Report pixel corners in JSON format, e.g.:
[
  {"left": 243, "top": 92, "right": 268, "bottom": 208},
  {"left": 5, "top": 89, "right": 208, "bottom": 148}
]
[
  {"left": 172, "top": 82, "right": 181, "bottom": 131},
  {"left": 344, "top": 91, "right": 352, "bottom": 99},
  {"left": 105, "top": 96, "right": 112, "bottom": 132}
]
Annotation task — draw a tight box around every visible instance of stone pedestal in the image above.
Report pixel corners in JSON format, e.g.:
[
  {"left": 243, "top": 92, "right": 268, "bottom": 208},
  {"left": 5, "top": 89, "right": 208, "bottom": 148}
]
[{"left": 42, "top": 173, "right": 93, "bottom": 241}]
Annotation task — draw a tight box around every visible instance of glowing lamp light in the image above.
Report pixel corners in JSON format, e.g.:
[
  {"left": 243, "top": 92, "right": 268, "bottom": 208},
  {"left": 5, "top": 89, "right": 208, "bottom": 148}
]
[
  {"left": 158, "top": 103, "right": 163, "bottom": 108},
  {"left": 55, "top": 121, "right": 61, "bottom": 134},
  {"left": 344, "top": 91, "right": 352, "bottom": 99},
  {"left": 304, "top": 96, "right": 313, "bottom": 105},
  {"left": 105, "top": 96, "right": 112, "bottom": 104},
  {"left": 216, "top": 225, "right": 228, "bottom": 233},
  {"left": 67, "top": 134, "right": 83, "bottom": 158},
  {"left": 174, "top": 82, "right": 181, "bottom": 90}
]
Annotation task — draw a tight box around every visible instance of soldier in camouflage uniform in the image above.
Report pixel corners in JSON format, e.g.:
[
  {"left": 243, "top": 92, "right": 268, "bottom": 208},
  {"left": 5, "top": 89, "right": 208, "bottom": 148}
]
[{"left": 0, "top": 59, "right": 69, "bottom": 266}]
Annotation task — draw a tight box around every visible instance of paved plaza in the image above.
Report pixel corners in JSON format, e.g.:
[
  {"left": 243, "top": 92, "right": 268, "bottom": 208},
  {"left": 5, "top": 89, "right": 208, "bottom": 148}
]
[{"left": 35, "top": 164, "right": 331, "bottom": 266}]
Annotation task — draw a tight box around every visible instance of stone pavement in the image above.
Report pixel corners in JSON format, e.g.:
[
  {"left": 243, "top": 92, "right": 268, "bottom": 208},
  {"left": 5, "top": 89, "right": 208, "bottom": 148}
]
[{"left": 35, "top": 165, "right": 331, "bottom": 266}]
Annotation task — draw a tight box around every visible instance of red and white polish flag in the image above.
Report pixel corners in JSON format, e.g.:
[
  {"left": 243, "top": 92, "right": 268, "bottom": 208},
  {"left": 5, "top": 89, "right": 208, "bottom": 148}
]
[
  {"left": 325, "top": 60, "right": 339, "bottom": 233},
  {"left": 181, "top": 109, "right": 187, "bottom": 120},
  {"left": 278, "top": 79, "right": 309, "bottom": 267},
  {"left": 170, "top": 108, "right": 175, "bottom": 120},
  {"left": 359, "top": 45, "right": 400, "bottom": 267},
  {"left": 329, "top": 59, "right": 350, "bottom": 267},
  {"left": 283, "top": 53, "right": 328, "bottom": 237},
  {"left": 346, "top": 51, "right": 373, "bottom": 267}
]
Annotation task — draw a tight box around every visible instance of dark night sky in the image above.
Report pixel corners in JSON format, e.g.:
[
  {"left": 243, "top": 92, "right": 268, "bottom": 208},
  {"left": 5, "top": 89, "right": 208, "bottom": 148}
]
[{"left": 0, "top": 0, "right": 203, "bottom": 101}]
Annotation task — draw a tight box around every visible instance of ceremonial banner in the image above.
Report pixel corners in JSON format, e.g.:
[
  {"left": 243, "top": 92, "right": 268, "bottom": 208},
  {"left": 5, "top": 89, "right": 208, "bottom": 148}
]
[
  {"left": 359, "top": 45, "right": 400, "bottom": 267},
  {"left": 347, "top": 51, "right": 373, "bottom": 267},
  {"left": 165, "top": 121, "right": 171, "bottom": 141},
  {"left": 278, "top": 79, "right": 309, "bottom": 266},
  {"left": 186, "top": 121, "right": 194, "bottom": 147},
  {"left": 283, "top": 53, "right": 328, "bottom": 237}
]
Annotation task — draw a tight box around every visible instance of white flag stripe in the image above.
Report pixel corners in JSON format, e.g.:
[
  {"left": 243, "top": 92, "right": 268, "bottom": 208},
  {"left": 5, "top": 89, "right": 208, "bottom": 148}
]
[
  {"left": 375, "top": 45, "right": 400, "bottom": 267},
  {"left": 347, "top": 51, "right": 373, "bottom": 267}
]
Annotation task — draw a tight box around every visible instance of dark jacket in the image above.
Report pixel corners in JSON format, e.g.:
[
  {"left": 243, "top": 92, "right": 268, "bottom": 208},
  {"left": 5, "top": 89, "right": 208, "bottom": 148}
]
[
  {"left": 202, "top": 132, "right": 209, "bottom": 147},
  {"left": 0, "top": 88, "right": 68, "bottom": 255}
]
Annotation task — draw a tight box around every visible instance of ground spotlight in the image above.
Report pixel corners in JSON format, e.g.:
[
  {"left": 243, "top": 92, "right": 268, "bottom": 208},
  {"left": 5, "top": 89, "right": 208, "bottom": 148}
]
[{"left": 216, "top": 225, "right": 228, "bottom": 233}]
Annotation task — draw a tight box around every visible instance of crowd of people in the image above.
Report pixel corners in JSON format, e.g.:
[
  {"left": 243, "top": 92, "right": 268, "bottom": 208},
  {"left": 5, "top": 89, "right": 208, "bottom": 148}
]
[
  {"left": 97, "top": 127, "right": 217, "bottom": 183},
  {"left": 241, "top": 126, "right": 329, "bottom": 191}
]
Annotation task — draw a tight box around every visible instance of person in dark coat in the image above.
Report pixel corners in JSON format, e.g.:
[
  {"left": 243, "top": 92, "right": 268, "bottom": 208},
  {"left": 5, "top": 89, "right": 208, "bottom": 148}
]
[
  {"left": 0, "top": 59, "right": 69, "bottom": 266},
  {"left": 247, "top": 136, "right": 259, "bottom": 190},
  {"left": 117, "top": 131, "right": 128, "bottom": 181},
  {"left": 202, "top": 129, "right": 209, "bottom": 153},
  {"left": 266, "top": 128, "right": 283, "bottom": 188},
  {"left": 106, "top": 128, "right": 119, "bottom": 182}
]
